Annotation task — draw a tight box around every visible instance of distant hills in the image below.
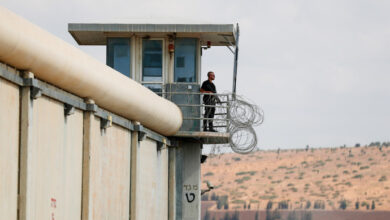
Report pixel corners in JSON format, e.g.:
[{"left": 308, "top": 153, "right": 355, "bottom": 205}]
[{"left": 201, "top": 144, "right": 390, "bottom": 212}]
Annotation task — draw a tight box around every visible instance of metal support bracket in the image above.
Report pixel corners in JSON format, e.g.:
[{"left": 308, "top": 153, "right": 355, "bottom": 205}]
[
  {"left": 30, "top": 87, "right": 42, "bottom": 99},
  {"left": 222, "top": 36, "right": 235, "bottom": 54},
  {"left": 157, "top": 138, "right": 167, "bottom": 150},
  {"left": 134, "top": 124, "right": 146, "bottom": 141},
  {"left": 101, "top": 115, "right": 112, "bottom": 129},
  {"left": 157, "top": 142, "right": 164, "bottom": 150},
  {"left": 64, "top": 103, "right": 75, "bottom": 116},
  {"left": 23, "top": 78, "right": 41, "bottom": 99}
]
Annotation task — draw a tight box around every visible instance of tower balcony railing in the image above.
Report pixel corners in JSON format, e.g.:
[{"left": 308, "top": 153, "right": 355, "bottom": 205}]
[{"left": 157, "top": 86, "right": 232, "bottom": 144}]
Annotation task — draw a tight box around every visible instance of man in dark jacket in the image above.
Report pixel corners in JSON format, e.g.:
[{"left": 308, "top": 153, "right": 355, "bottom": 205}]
[{"left": 200, "top": 71, "right": 220, "bottom": 132}]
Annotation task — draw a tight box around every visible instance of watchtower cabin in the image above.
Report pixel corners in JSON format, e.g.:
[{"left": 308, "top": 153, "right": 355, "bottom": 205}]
[{"left": 68, "top": 23, "right": 239, "bottom": 144}]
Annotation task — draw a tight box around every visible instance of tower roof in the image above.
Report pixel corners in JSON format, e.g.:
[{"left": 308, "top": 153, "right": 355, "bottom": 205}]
[{"left": 68, "top": 23, "right": 237, "bottom": 46}]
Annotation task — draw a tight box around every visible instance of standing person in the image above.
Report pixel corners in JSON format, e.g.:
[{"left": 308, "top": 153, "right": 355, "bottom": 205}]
[{"left": 200, "top": 71, "right": 220, "bottom": 132}]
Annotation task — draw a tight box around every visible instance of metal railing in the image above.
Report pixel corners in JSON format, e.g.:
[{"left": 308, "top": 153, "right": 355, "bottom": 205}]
[{"left": 159, "top": 91, "right": 232, "bottom": 133}]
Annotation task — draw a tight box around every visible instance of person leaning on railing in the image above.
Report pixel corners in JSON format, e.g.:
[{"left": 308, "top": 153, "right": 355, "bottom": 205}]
[{"left": 200, "top": 71, "right": 221, "bottom": 132}]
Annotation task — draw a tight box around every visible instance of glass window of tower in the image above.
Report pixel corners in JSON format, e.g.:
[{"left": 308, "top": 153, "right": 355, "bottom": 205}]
[
  {"left": 174, "top": 38, "right": 197, "bottom": 82},
  {"left": 107, "top": 38, "right": 131, "bottom": 78}
]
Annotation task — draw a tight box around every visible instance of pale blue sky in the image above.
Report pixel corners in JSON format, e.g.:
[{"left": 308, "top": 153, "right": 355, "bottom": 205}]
[{"left": 1, "top": 0, "right": 389, "bottom": 149}]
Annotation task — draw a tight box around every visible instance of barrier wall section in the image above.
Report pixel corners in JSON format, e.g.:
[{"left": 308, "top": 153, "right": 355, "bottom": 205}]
[
  {"left": 0, "top": 76, "right": 20, "bottom": 219},
  {"left": 136, "top": 137, "right": 169, "bottom": 220},
  {"left": 0, "top": 63, "right": 172, "bottom": 220},
  {"left": 22, "top": 95, "right": 84, "bottom": 220},
  {"left": 83, "top": 115, "right": 131, "bottom": 220}
]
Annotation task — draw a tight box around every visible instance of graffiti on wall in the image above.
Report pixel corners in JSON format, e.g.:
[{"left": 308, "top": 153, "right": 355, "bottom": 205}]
[{"left": 183, "top": 184, "right": 198, "bottom": 203}]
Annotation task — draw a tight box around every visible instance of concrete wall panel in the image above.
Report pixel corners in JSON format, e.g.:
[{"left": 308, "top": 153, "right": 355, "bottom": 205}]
[
  {"left": 175, "top": 142, "right": 201, "bottom": 220},
  {"left": 137, "top": 138, "right": 169, "bottom": 220},
  {"left": 88, "top": 116, "right": 131, "bottom": 220},
  {"left": 0, "top": 77, "right": 19, "bottom": 220},
  {"left": 25, "top": 96, "right": 83, "bottom": 220}
]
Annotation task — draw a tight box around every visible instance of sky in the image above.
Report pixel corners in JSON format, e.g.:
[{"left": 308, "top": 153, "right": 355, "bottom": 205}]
[{"left": 1, "top": 0, "right": 389, "bottom": 150}]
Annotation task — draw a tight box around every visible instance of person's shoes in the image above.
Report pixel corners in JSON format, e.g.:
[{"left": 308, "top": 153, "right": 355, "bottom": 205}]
[
  {"left": 209, "top": 128, "right": 217, "bottom": 132},
  {"left": 203, "top": 127, "right": 208, "bottom": 132}
]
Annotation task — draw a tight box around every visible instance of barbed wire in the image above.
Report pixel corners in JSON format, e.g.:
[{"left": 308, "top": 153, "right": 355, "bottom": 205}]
[
  {"left": 229, "top": 95, "right": 264, "bottom": 127},
  {"left": 209, "top": 94, "right": 264, "bottom": 155}
]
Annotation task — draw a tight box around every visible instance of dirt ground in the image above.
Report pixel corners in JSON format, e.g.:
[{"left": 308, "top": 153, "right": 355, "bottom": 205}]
[{"left": 201, "top": 145, "right": 390, "bottom": 211}]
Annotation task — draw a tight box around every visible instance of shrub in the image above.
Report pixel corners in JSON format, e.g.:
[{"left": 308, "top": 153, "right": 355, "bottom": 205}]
[
  {"left": 266, "top": 201, "right": 273, "bottom": 210},
  {"left": 236, "top": 171, "right": 257, "bottom": 176},
  {"left": 314, "top": 200, "right": 325, "bottom": 209},
  {"left": 339, "top": 200, "right": 347, "bottom": 210},
  {"left": 379, "top": 176, "right": 387, "bottom": 182},
  {"left": 360, "top": 166, "right": 370, "bottom": 170},
  {"left": 217, "top": 195, "right": 228, "bottom": 210},
  {"left": 235, "top": 176, "right": 251, "bottom": 184},
  {"left": 204, "top": 172, "right": 214, "bottom": 176},
  {"left": 352, "top": 174, "right": 363, "bottom": 179},
  {"left": 305, "top": 201, "right": 311, "bottom": 209},
  {"left": 278, "top": 200, "right": 289, "bottom": 209},
  {"left": 260, "top": 195, "right": 278, "bottom": 200},
  {"left": 231, "top": 199, "right": 246, "bottom": 204},
  {"left": 232, "top": 157, "right": 241, "bottom": 161}
]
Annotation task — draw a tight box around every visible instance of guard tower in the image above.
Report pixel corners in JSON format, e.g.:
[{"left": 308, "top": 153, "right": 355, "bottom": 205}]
[{"left": 69, "top": 23, "right": 239, "bottom": 219}]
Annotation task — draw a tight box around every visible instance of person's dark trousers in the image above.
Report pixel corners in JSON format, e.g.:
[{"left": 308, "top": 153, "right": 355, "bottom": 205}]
[{"left": 203, "top": 105, "right": 216, "bottom": 131}]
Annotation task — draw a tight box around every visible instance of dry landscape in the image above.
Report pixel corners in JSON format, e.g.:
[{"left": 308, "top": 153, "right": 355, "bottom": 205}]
[{"left": 201, "top": 143, "right": 390, "bottom": 212}]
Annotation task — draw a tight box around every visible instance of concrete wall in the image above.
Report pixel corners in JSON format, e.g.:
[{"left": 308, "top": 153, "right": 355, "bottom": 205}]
[
  {"left": 83, "top": 115, "right": 131, "bottom": 220},
  {"left": 0, "top": 75, "right": 20, "bottom": 220},
  {"left": 22, "top": 96, "right": 83, "bottom": 220},
  {"left": 174, "top": 141, "right": 202, "bottom": 220},
  {"left": 0, "top": 63, "right": 172, "bottom": 220},
  {"left": 136, "top": 137, "right": 169, "bottom": 220}
]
